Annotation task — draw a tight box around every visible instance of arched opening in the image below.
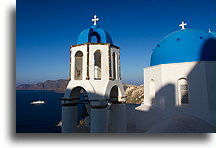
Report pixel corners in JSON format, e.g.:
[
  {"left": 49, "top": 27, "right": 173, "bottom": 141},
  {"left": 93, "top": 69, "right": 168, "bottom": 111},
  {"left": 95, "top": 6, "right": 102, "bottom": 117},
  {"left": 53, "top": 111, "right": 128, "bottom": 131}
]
[
  {"left": 94, "top": 50, "right": 101, "bottom": 80},
  {"left": 70, "top": 86, "right": 90, "bottom": 132},
  {"left": 74, "top": 51, "right": 83, "bottom": 80},
  {"left": 112, "top": 52, "right": 116, "bottom": 79},
  {"left": 150, "top": 79, "right": 156, "bottom": 104},
  {"left": 91, "top": 36, "right": 98, "bottom": 43},
  {"left": 177, "top": 78, "right": 189, "bottom": 105},
  {"left": 90, "top": 32, "right": 101, "bottom": 43},
  {"left": 110, "top": 85, "right": 118, "bottom": 102}
]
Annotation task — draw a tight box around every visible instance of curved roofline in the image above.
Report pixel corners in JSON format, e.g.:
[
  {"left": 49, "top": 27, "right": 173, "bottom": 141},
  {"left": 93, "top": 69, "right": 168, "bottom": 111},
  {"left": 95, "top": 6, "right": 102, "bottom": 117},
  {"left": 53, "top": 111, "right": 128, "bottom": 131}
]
[
  {"left": 154, "top": 29, "right": 211, "bottom": 48},
  {"left": 150, "top": 28, "right": 216, "bottom": 66}
]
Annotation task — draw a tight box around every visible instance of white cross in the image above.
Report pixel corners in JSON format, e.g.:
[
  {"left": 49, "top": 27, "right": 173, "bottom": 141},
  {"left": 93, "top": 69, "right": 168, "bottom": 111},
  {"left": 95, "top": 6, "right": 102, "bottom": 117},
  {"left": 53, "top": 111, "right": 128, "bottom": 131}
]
[
  {"left": 92, "top": 15, "right": 99, "bottom": 25},
  {"left": 179, "top": 21, "right": 187, "bottom": 30},
  {"left": 208, "top": 28, "right": 211, "bottom": 33}
]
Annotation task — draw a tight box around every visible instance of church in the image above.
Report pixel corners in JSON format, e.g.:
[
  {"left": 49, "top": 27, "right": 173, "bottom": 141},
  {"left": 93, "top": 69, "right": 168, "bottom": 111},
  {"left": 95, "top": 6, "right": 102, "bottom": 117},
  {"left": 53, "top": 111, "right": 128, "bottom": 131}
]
[
  {"left": 135, "top": 22, "right": 216, "bottom": 132},
  {"left": 61, "top": 16, "right": 216, "bottom": 133},
  {"left": 61, "top": 15, "right": 126, "bottom": 133}
]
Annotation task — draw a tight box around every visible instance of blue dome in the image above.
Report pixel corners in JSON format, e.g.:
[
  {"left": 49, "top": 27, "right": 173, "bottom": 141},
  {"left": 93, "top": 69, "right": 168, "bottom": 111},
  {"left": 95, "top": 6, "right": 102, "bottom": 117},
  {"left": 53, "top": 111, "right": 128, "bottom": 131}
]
[
  {"left": 150, "top": 29, "right": 216, "bottom": 66},
  {"left": 77, "top": 25, "right": 113, "bottom": 45}
]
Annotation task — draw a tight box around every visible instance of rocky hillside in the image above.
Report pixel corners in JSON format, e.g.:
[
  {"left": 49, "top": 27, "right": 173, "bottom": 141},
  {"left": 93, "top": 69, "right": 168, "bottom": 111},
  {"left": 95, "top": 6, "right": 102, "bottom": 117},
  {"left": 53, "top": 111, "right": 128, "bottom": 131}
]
[
  {"left": 16, "top": 79, "right": 69, "bottom": 93},
  {"left": 16, "top": 80, "right": 144, "bottom": 103},
  {"left": 124, "top": 84, "right": 144, "bottom": 104}
]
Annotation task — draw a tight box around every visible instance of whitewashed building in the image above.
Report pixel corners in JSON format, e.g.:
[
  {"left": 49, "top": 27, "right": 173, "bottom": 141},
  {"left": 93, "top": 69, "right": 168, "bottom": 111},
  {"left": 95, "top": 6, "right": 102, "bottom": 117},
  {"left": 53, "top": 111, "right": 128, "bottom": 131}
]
[
  {"left": 135, "top": 22, "right": 216, "bottom": 132},
  {"left": 61, "top": 15, "right": 126, "bottom": 133},
  {"left": 61, "top": 18, "right": 216, "bottom": 133}
]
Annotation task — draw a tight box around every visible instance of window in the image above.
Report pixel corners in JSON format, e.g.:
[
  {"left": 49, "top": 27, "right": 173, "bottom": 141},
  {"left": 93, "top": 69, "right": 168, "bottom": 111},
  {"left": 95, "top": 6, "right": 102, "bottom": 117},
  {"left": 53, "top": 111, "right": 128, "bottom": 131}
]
[
  {"left": 94, "top": 50, "right": 101, "bottom": 80},
  {"left": 178, "top": 78, "right": 189, "bottom": 105},
  {"left": 112, "top": 52, "right": 116, "bottom": 79},
  {"left": 74, "top": 51, "right": 83, "bottom": 80},
  {"left": 150, "top": 79, "right": 156, "bottom": 104}
]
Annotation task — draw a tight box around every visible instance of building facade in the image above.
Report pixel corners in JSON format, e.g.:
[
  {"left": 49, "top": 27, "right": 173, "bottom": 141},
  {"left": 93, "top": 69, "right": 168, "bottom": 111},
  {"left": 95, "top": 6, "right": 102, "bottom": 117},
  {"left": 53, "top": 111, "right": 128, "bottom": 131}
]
[{"left": 61, "top": 16, "right": 126, "bottom": 133}]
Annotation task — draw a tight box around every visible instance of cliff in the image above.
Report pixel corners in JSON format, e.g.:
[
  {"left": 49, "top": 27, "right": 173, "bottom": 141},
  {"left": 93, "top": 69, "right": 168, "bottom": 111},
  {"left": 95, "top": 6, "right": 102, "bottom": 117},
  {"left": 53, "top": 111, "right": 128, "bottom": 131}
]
[{"left": 124, "top": 84, "right": 144, "bottom": 104}]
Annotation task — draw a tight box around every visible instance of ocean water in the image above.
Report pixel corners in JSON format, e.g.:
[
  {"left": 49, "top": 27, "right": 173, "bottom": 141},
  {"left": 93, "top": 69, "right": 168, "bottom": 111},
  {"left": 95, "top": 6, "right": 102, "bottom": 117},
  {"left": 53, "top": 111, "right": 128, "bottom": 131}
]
[{"left": 16, "top": 90, "right": 63, "bottom": 133}]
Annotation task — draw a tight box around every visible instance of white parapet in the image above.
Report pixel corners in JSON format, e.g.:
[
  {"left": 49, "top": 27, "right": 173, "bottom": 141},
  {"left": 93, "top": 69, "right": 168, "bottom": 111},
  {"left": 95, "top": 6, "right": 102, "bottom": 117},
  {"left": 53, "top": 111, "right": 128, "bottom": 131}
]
[
  {"left": 110, "top": 104, "right": 126, "bottom": 133},
  {"left": 61, "top": 106, "right": 78, "bottom": 133},
  {"left": 90, "top": 108, "right": 108, "bottom": 133}
]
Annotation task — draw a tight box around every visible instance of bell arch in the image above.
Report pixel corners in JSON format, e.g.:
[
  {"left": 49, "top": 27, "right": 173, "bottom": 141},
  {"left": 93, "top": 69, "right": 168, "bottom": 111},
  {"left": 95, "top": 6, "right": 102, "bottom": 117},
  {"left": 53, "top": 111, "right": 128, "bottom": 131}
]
[
  {"left": 110, "top": 85, "right": 118, "bottom": 102},
  {"left": 74, "top": 51, "right": 83, "bottom": 80},
  {"left": 90, "top": 32, "right": 101, "bottom": 43},
  {"left": 69, "top": 86, "right": 91, "bottom": 132},
  {"left": 94, "top": 50, "right": 102, "bottom": 80}
]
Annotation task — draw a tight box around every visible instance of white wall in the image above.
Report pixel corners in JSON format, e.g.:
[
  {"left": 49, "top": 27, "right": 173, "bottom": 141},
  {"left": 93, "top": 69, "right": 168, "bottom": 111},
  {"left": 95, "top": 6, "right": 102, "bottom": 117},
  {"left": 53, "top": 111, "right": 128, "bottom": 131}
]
[
  {"left": 144, "top": 65, "right": 162, "bottom": 106},
  {"left": 136, "top": 61, "right": 216, "bottom": 131}
]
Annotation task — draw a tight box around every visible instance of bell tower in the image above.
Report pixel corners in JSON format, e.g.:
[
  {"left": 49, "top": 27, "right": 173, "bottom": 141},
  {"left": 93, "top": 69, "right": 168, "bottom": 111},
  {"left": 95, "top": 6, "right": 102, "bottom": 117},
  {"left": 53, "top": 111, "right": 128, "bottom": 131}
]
[{"left": 61, "top": 15, "right": 126, "bottom": 133}]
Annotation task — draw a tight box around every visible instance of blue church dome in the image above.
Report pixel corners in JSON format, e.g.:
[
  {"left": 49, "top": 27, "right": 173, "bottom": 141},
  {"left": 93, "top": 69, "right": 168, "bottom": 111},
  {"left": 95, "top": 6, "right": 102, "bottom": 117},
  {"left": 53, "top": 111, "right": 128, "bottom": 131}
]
[
  {"left": 77, "top": 25, "right": 113, "bottom": 45},
  {"left": 150, "top": 29, "right": 216, "bottom": 66}
]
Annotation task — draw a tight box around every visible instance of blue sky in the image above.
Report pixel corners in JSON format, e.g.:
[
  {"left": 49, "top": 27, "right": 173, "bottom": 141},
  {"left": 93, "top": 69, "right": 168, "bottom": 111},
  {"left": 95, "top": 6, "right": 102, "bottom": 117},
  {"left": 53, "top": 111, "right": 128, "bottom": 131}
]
[{"left": 16, "top": 0, "right": 216, "bottom": 85}]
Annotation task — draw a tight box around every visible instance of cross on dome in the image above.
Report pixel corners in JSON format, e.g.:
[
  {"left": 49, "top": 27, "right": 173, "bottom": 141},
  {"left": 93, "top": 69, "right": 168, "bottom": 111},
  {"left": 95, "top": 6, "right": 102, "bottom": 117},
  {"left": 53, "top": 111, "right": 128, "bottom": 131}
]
[
  {"left": 92, "top": 15, "right": 99, "bottom": 25},
  {"left": 179, "top": 21, "right": 187, "bottom": 30},
  {"left": 208, "top": 28, "right": 211, "bottom": 33}
]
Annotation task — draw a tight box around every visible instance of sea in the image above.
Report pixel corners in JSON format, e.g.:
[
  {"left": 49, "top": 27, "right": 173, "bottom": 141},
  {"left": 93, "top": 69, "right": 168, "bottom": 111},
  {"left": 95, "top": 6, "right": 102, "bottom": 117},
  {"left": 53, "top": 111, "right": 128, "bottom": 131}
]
[{"left": 16, "top": 90, "right": 63, "bottom": 133}]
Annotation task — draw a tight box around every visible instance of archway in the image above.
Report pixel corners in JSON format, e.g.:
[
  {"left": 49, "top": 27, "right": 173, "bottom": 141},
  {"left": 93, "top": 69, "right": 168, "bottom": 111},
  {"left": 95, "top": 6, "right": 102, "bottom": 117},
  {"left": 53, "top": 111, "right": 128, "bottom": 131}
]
[
  {"left": 110, "top": 85, "right": 118, "bottom": 102},
  {"left": 90, "top": 32, "right": 101, "bottom": 43},
  {"left": 70, "top": 86, "right": 90, "bottom": 132}
]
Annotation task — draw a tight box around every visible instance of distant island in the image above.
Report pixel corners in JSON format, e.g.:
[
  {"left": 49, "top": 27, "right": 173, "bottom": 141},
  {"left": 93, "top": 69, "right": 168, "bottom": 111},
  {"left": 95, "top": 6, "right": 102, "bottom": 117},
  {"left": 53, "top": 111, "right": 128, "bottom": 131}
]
[
  {"left": 16, "top": 79, "right": 144, "bottom": 104},
  {"left": 16, "top": 79, "right": 69, "bottom": 93}
]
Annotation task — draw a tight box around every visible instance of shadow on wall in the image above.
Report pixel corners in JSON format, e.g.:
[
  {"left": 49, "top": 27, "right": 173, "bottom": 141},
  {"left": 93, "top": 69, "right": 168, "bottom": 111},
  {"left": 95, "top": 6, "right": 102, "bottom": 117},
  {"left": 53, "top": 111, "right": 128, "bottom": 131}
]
[{"left": 137, "top": 36, "right": 216, "bottom": 133}]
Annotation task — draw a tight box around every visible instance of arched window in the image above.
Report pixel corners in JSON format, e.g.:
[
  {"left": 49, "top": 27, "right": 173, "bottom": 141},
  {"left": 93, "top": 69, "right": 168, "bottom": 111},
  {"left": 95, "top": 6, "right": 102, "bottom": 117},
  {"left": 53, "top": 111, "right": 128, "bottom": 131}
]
[
  {"left": 116, "top": 53, "right": 119, "bottom": 80},
  {"left": 150, "top": 79, "right": 156, "bottom": 104},
  {"left": 74, "top": 51, "right": 83, "bottom": 80},
  {"left": 112, "top": 52, "right": 116, "bottom": 79},
  {"left": 178, "top": 78, "right": 189, "bottom": 105},
  {"left": 94, "top": 50, "right": 101, "bottom": 80}
]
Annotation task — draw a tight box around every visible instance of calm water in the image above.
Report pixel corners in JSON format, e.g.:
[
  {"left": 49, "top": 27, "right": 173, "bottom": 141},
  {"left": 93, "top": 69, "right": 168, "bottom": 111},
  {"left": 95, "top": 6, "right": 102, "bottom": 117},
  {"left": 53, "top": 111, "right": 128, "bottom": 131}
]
[{"left": 16, "top": 90, "right": 63, "bottom": 133}]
